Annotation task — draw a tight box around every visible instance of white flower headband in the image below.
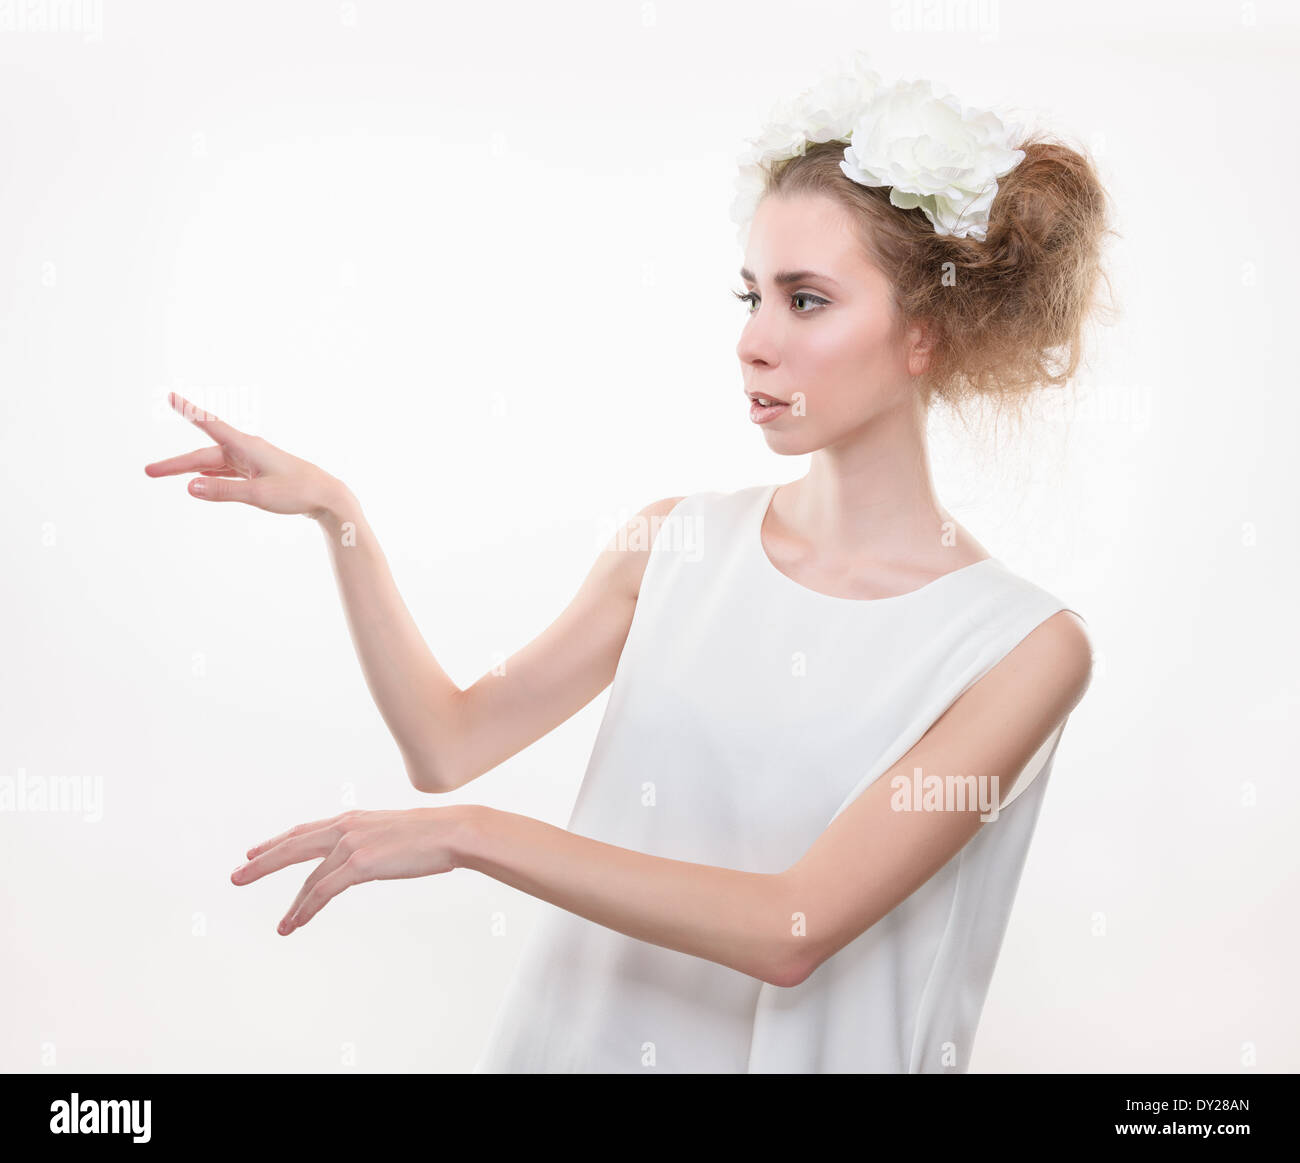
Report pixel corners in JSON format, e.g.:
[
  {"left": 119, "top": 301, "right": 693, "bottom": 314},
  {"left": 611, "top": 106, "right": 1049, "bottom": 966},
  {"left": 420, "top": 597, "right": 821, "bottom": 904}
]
[{"left": 730, "top": 51, "right": 1027, "bottom": 245}]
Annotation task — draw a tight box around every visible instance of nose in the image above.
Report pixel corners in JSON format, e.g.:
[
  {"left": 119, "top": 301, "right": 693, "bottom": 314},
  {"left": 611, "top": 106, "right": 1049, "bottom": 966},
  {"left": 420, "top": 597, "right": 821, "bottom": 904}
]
[{"left": 736, "top": 311, "right": 778, "bottom": 370}]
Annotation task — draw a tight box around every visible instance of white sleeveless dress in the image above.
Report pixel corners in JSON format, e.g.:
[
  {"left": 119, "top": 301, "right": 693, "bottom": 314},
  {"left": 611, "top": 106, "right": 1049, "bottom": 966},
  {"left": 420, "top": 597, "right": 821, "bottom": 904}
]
[{"left": 474, "top": 483, "right": 1084, "bottom": 1073}]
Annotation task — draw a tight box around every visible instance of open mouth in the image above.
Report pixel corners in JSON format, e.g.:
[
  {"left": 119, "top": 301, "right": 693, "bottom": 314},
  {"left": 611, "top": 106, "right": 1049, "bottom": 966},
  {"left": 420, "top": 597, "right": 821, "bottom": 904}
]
[{"left": 749, "top": 396, "right": 790, "bottom": 423}]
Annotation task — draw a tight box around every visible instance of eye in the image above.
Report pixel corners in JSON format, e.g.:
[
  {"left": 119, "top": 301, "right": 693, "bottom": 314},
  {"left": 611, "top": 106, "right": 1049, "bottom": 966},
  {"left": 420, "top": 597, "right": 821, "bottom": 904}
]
[
  {"left": 731, "top": 289, "right": 828, "bottom": 315},
  {"left": 790, "top": 292, "right": 828, "bottom": 313}
]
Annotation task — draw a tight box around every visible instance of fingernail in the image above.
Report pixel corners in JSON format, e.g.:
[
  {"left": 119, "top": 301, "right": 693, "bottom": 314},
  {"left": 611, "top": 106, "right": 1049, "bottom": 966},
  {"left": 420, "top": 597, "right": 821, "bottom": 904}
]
[{"left": 192, "top": 480, "right": 206, "bottom": 494}]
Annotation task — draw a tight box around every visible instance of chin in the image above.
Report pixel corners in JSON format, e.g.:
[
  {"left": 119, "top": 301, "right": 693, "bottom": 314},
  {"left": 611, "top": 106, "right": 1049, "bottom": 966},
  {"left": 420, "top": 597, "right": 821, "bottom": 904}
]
[{"left": 759, "top": 427, "right": 823, "bottom": 456}]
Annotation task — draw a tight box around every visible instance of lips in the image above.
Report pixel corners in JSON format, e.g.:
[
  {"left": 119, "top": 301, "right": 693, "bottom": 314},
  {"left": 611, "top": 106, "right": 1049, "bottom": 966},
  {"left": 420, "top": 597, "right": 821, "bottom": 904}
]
[{"left": 746, "top": 391, "right": 789, "bottom": 406}]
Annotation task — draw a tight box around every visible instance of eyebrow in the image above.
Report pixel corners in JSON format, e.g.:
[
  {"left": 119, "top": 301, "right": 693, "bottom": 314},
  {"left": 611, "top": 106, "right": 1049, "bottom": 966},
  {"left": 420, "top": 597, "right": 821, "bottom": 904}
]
[{"left": 739, "top": 267, "right": 843, "bottom": 290}]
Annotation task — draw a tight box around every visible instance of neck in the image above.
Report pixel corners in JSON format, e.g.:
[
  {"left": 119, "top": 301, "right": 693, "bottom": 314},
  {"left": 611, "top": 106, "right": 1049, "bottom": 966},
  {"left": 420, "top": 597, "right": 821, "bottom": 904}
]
[{"left": 784, "top": 398, "right": 956, "bottom": 565}]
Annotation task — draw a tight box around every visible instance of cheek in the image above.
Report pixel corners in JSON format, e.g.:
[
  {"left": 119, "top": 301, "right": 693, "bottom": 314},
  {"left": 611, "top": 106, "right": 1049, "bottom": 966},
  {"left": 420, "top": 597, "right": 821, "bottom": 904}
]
[{"left": 801, "top": 315, "right": 893, "bottom": 393}]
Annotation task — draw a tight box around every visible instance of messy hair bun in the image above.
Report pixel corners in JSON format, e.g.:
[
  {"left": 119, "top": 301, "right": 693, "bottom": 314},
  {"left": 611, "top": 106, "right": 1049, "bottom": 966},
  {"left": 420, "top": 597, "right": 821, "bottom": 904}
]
[{"left": 761, "top": 135, "right": 1119, "bottom": 418}]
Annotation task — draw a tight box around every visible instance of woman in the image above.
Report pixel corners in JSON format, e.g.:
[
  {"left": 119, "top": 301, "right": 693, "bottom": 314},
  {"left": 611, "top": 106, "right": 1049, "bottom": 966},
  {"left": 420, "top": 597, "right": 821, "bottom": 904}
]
[{"left": 144, "top": 58, "right": 1112, "bottom": 1072}]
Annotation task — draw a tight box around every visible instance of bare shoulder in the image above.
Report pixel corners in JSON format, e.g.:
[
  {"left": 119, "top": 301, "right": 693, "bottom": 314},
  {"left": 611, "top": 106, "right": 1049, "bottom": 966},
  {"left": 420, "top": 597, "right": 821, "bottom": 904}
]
[
  {"left": 898, "top": 607, "right": 1092, "bottom": 816},
  {"left": 604, "top": 495, "right": 688, "bottom": 603},
  {"left": 638, "top": 495, "right": 690, "bottom": 522},
  {"left": 988, "top": 608, "right": 1095, "bottom": 719}
]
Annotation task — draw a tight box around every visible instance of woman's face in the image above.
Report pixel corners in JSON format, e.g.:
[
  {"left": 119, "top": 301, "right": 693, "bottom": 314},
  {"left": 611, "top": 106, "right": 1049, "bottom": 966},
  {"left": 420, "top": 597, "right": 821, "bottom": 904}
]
[{"left": 736, "top": 191, "right": 928, "bottom": 453}]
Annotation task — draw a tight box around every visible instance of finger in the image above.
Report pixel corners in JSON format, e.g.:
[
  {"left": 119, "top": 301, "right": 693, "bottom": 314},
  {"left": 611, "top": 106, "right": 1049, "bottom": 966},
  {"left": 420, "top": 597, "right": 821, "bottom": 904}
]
[
  {"left": 285, "top": 857, "right": 369, "bottom": 932},
  {"left": 279, "top": 846, "right": 351, "bottom": 932},
  {"left": 232, "top": 826, "right": 339, "bottom": 884},
  {"left": 143, "top": 445, "right": 230, "bottom": 478},
  {"left": 189, "top": 475, "right": 256, "bottom": 503},
  {"left": 245, "top": 813, "right": 350, "bottom": 860},
  {"left": 169, "top": 391, "right": 249, "bottom": 448}
]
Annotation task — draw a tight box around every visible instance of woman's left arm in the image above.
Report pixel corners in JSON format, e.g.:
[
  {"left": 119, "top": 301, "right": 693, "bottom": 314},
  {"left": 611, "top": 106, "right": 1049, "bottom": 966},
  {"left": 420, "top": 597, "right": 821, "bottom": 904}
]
[
  {"left": 454, "top": 611, "right": 1092, "bottom": 989},
  {"left": 235, "top": 612, "right": 1091, "bottom": 990},
  {"left": 454, "top": 808, "right": 801, "bottom": 986},
  {"left": 233, "top": 804, "right": 799, "bottom": 986}
]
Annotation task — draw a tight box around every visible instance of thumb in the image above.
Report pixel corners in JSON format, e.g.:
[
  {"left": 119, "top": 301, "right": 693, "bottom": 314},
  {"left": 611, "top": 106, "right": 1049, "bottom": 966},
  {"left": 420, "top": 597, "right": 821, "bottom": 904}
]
[{"left": 190, "top": 476, "right": 253, "bottom": 504}]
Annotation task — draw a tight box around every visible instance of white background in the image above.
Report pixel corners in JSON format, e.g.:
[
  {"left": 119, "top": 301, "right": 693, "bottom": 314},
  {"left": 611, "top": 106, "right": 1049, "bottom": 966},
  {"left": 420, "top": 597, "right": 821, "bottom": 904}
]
[{"left": 2, "top": 0, "right": 1297, "bottom": 1072}]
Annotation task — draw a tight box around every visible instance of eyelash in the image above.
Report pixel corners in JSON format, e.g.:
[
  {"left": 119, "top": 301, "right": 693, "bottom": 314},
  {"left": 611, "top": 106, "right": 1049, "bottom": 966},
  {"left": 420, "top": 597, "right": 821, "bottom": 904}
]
[{"left": 732, "top": 289, "right": 829, "bottom": 315}]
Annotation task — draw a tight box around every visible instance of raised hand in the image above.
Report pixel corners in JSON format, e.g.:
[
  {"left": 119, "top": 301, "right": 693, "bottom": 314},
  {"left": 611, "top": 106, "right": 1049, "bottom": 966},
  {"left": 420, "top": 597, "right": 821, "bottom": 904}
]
[{"left": 144, "top": 391, "right": 341, "bottom": 519}]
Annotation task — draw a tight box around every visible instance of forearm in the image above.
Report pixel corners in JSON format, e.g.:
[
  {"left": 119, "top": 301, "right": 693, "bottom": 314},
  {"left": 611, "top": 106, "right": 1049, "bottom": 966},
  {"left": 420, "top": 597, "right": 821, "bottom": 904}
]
[
  {"left": 454, "top": 806, "right": 803, "bottom": 987},
  {"left": 314, "top": 481, "right": 462, "bottom": 790}
]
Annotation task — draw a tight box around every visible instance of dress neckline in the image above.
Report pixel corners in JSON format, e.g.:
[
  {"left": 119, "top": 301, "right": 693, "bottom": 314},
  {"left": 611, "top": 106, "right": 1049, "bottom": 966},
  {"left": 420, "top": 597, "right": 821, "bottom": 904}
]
[{"left": 753, "top": 482, "right": 1001, "bottom": 607}]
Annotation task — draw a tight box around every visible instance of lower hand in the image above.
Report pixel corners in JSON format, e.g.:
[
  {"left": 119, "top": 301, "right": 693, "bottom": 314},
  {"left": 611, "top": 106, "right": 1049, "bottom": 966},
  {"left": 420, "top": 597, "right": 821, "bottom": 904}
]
[
  {"left": 144, "top": 391, "right": 343, "bottom": 520},
  {"left": 230, "top": 807, "right": 470, "bottom": 934}
]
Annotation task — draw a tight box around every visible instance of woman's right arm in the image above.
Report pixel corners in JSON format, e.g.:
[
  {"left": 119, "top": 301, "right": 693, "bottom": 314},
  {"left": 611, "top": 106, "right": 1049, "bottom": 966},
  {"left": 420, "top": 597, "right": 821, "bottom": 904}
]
[
  {"left": 147, "top": 391, "right": 684, "bottom": 796},
  {"left": 316, "top": 484, "right": 686, "bottom": 793},
  {"left": 440, "top": 492, "right": 688, "bottom": 791}
]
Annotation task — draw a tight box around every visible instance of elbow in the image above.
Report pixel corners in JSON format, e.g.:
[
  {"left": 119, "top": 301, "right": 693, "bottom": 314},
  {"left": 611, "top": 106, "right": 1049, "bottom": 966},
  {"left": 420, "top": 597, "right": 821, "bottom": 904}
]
[
  {"left": 403, "top": 752, "right": 461, "bottom": 796},
  {"left": 405, "top": 691, "right": 471, "bottom": 794},
  {"left": 767, "top": 948, "right": 818, "bottom": 989},
  {"left": 765, "top": 920, "right": 821, "bottom": 987},
  {"left": 764, "top": 872, "right": 822, "bottom": 988},
  {"left": 403, "top": 761, "right": 439, "bottom": 794}
]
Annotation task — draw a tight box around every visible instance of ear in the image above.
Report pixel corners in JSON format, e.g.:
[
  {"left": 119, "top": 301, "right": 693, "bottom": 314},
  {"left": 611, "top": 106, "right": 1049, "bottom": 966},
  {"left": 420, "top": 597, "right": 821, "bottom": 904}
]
[{"left": 905, "top": 317, "right": 938, "bottom": 377}]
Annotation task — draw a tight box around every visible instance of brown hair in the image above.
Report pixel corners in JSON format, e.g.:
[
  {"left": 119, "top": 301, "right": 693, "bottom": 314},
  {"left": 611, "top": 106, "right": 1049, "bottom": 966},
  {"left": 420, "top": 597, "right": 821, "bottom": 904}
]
[{"left": 757, "top": 135, "right": 1119, "bottom": 425}]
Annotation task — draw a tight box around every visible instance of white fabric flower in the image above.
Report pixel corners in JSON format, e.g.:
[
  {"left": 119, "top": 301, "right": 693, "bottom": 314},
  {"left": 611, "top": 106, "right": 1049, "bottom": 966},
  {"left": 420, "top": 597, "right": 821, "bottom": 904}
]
[
  {"left": 731, "top": 56, "right": 1025, "bottom": 245},
  {"left": 729, "top": 51, "right": 881, "bottom": 234},
  {"left": 839, "top": 78, "right": 1025, "bottom": 241}
]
